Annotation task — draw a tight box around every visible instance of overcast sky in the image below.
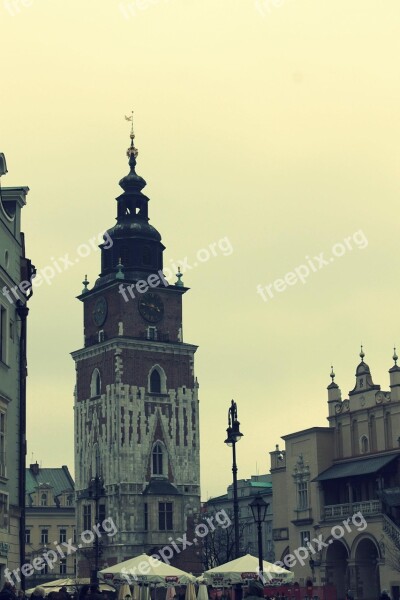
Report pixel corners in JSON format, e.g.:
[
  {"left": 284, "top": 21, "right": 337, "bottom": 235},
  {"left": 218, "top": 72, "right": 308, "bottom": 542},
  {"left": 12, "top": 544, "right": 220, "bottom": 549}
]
[{"left": 2, "top": 0, "right": 400, "bottom": 500}]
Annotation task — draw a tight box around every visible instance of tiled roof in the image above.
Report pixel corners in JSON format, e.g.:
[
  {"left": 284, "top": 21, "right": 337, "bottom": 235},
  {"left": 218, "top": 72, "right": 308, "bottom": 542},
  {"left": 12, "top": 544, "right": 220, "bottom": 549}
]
[{"left": 26, "top": 466, "right": 74, "bottom": 496}]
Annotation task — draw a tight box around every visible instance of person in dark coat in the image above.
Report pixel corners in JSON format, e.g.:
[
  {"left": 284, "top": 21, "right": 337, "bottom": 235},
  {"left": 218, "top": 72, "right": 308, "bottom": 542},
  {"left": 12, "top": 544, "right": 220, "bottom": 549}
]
[
  {"left": 89, "top": 585, "right": 103, "bottom": 600},
  {"left": 0, "top": 583, "right": 17, "bottom": 600},
  {"left": 78, "top": 586, "right": 90, "bottom": 600},
  {"left": 30, "top": 588, "right": 46, "bottom": 600},
  {"left": 245, "top": 582, "right": 264, "bottom": 600},
  {"left": 380, "top": 591, "right": 390, "bottom": 600}
]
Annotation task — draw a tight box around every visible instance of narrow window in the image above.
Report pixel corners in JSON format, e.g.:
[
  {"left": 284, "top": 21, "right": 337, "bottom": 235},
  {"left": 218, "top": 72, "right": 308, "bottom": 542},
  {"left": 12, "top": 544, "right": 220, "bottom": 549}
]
[
  {"left": 150, "top": 370, "right": 161, "bottom": 394},
  {"left": 59, "top": 528, "right": 67, "bottom": 543},
  {"left": 83, "top": 504, "right": 92, "bottom": 531},
  {"left": 59, "top": 559, "right": 67, "bottom": 575},
  {"left": 159, "top": 502, "right": 173, "bottom": 530},
  {"left": 385, "top": 412, "right": 392, "bottom": 449},
  {"left": 351, "top": 419, "right": 359, "bottom": 455},
  {"left": 0, "top": 306, "right": 6, "bottom": 363},
  {"left": 152, "top": 443, "right": 163, "bottom": 475},
  {"left": 41, "top": 529, "right": 49, "bottom": 545},
  {"left": 360, "top": 435, "right": 369, "bottom": 454},
  {"left": 90, "top": 369, "right": 101, "bottom": 397},
  {"left": 25, "top": 529, "right": 31, "bottom": 544},
  {"left": 144, "top": 503, "right": 148, "bottom": 531},
  {"left": 337, "top": 422, "right": 343, "bottom": 458},
  {"left": 147, "top": 327, "right": 157, "bottom": 341},
  {"left": 297, "top": 482, "right": 308, "bottom": 509},
  {"left": 41, "top": 493, "right": 47, "bottom": 507},
  {"left": 0, "top": 412, "right": 6, "bottom": 477},
  {"left": 369, "top": 415, "right": 377, "bottom": 451}
]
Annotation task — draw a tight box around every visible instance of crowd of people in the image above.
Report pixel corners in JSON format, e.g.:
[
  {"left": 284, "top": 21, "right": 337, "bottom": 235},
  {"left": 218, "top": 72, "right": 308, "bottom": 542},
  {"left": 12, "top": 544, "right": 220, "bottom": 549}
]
[{"left": 0, "top": 583, "right": 110, "bottom": 600}]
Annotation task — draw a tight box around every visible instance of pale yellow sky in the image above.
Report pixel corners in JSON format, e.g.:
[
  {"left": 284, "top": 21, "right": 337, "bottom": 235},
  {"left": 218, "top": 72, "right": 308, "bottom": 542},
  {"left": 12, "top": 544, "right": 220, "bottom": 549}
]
[{"left": 1, "top": 0, "right": 400, "bottom": 499}]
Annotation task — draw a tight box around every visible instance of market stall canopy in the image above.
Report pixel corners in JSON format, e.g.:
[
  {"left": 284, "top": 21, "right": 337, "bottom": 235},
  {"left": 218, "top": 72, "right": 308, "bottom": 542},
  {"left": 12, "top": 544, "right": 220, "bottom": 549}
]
[
  {"left": 25, "top": 579, "right": 115, "bottom": 596},
  {"left": 202, "top": 554, "right": 293, "bottom": 586},
  {"left": 100, "top": 554, "right": 196, "bottom": 586}
]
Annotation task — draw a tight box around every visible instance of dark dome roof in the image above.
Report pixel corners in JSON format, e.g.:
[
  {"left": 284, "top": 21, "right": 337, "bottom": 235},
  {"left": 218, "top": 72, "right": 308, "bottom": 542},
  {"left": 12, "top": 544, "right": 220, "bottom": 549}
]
[
  {"left": 106, "top": 219, "right": 161, "bottom": 242},
  {"left": 356, "top": 361, "right": 370, "bottom": 376}
]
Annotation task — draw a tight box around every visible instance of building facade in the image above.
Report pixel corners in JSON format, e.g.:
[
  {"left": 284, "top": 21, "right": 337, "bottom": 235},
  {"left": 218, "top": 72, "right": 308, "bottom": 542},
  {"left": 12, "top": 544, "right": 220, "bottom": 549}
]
[
  {"left": 71, "top": 129, "right": 201, "bottom": 576},
  {"left": 270, "top": 350, "right": 400, "bottom": 600},
  {"left": 203, "top": 475, "right": 274, "bottom": 569},
  {"left": 25, "top": 463, "right": 76, "bottom": 587},
  {"left": 0, "top": 153, "right": 34, "bottom": 587}
]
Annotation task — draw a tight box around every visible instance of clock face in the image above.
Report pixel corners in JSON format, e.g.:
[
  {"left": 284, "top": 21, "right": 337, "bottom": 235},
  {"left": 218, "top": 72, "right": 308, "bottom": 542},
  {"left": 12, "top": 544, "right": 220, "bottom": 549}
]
[
  {"left": 138, "top": 292, "right": 164, "bottom": 323},
  {"left": 92, "top": 296, "right": 108, "bottom": 327}
]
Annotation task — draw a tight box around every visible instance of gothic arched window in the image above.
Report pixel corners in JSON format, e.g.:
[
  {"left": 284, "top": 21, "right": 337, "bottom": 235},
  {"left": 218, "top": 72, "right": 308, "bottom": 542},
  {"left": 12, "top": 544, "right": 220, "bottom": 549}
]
[
  {"left": 360, "top": 435, "right": 369, "bottom": 454},
  {"left": 90, "top": 369, "right": 101, "bottom": 397},
  {"left": 152, "top": 442, "right": 164, "bottom": 476},
  {"left": 150, "top": 370, "right": 161, "bottom": 394}
]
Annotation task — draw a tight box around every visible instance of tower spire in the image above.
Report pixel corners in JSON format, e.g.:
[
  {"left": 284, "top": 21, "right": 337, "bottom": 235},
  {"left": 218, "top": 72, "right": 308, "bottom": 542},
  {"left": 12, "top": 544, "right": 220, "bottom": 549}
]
[{"left": 125, "top": 111, "right": 138, "bottom": 159}]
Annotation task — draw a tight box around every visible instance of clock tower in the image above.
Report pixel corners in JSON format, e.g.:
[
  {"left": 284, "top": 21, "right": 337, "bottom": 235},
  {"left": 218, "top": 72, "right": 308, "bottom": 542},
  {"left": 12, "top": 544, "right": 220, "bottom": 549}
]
[{"left": 71, "top": 126, "right": 201, "bottom": 574}]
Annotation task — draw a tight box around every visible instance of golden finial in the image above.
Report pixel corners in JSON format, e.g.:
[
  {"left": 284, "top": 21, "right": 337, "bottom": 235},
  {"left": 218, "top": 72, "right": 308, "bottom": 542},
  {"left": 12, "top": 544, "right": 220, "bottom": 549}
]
[
  {"left": 360, "top": 344, "right": 365, "bottom": 362},
  {"left": 125, "top": 110, "right": 138, "bottom": 158}
]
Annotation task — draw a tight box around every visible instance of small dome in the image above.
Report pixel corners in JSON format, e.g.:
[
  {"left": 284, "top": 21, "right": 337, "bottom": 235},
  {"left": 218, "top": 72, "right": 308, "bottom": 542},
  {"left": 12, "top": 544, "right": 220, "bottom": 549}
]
[
  {"left": 107, "top": 220, "right": 162, "bottom": 242},
  {"left": 356, "top": 361, "right": 370, "bottom": 376}
]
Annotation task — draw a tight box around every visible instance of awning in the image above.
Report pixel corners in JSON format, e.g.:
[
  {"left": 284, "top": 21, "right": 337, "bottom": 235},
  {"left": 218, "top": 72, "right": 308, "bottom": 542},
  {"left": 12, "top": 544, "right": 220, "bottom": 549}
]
[{"left": 314, "top": 454, "right": 398, "bottom": 482}]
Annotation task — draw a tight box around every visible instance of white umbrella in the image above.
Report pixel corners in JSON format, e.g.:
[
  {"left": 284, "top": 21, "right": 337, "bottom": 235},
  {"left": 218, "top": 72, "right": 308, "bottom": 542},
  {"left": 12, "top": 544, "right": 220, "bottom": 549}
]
[
  {"left": 100, "top": 554, "right": 195, "bottom": 586},
  {"left": 202, "top": 554, "right": 293, "bottom": 586}
]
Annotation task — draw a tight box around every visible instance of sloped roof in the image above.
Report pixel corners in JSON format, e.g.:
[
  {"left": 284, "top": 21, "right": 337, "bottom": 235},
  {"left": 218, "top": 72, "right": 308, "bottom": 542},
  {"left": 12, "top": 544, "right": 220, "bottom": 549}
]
[
  {"left": 314, "top": 454, "right": 398, "bottom": 482},
  {"left": 26, "top": 466, "right": 74, "bottom": 496},
  {"left": 142, "top": 479, "right": 180, "bottom": 495}
]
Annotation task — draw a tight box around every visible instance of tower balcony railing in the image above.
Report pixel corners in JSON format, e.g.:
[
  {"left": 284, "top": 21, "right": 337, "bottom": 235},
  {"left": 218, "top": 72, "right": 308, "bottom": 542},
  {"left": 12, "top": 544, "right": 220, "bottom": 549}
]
[{"left": 323, "top": 499, "right": 381, "bottom": 520}]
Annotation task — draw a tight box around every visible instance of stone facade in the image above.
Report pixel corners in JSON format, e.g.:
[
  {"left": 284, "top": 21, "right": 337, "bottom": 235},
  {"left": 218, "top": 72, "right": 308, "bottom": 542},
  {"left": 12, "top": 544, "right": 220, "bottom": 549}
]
[
  {"left": 270, "top": 352, "right": 400, "bottom": 600},
  {"left": 72, "top": 136, "right": 201, "bottom": 576},
  {"left": 0, "top": 154, "right": 34, "bottom": 587},
  {"left": 25, "top": 463, "right": 76, "bottom": 587}
]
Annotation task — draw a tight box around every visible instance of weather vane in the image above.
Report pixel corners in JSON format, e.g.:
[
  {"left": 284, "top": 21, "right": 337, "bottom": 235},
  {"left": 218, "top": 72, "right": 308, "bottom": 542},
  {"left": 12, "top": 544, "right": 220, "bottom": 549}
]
[{"left": 124, "top": 110, "right": 138, "bottom": 158}]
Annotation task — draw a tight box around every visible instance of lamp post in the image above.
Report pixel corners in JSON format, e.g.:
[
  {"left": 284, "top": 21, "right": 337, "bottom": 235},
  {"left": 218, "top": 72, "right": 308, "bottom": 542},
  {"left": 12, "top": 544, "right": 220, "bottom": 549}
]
[
  {"left": 249, "top": 493, "right": 269, "bottom": 582},
  {"left": 88, "top": 474, "right": 105, "bottom": 584},
  {"left": 224, "top": 400, "right": 243, "bottom": 559}
]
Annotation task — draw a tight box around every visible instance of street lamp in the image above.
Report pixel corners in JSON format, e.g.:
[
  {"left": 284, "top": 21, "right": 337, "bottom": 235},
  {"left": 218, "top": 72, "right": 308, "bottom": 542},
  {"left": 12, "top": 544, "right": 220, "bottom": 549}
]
[
  {"left": 249, "top": 493, "right": 269, "bottom": 581},
  {"left": 224, "top": 400, "right": 243, "bottom": 558}
]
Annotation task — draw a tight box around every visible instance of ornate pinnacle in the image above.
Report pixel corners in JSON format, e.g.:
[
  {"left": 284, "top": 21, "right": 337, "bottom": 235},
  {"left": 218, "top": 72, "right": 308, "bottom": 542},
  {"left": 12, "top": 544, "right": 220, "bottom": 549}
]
[{"left": 125, "top": 110, "right": 138, "bottom": 158}]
